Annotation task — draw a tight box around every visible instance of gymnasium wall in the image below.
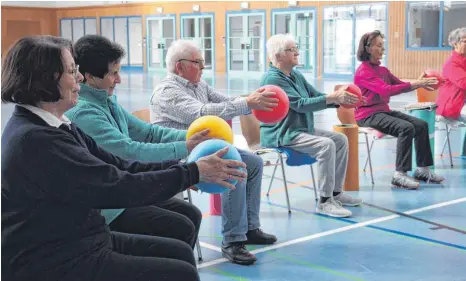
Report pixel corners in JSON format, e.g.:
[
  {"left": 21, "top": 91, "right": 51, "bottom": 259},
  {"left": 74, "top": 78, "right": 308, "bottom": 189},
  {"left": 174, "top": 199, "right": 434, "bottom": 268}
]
[
  {"left": 1, "top": 6, "right": 58, "bottom": 56},
  {"left": 2, "top": 1, "right": 454, "bottom": 79}
]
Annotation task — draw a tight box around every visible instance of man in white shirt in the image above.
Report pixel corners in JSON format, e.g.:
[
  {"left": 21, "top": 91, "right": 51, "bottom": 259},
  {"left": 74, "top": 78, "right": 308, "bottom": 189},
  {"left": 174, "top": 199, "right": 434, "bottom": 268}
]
[{"left": 150, "top": 40, "right": 278, "bottom": 266}]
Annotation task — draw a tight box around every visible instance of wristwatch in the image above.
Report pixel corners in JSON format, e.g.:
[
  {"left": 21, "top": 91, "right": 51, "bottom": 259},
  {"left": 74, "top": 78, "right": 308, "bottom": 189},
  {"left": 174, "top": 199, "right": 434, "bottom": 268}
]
[{"left": 179, "top": 158, "right": 187, "bottom": 165}]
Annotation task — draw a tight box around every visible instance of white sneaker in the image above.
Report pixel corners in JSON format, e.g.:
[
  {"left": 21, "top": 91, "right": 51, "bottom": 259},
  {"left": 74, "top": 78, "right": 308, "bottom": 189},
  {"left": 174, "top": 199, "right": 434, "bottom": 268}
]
[
  {"left": 316, "top": 198, "right": 352, "bottom": 218},
  {"left": 334, "top": 193, "right": 363, "bottom": 207}
]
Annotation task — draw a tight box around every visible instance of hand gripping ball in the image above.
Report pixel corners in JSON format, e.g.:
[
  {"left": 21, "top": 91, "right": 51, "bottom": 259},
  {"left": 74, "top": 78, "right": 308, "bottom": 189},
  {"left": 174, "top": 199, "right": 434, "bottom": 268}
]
[
  {"left": 186, "top": 115, "right": 234, "bottom": 144},
  {"left": 340, "top": 84, "right": 363, "bottom": 109},
  {"left": 187, "top": 139, "right": 243, "bottom": 194},
  {"left": 424, "top": 69, "right": 445, "bottom": 90},
  {"left": 252, "top": 85, "right": 290, "bottom": 124}
]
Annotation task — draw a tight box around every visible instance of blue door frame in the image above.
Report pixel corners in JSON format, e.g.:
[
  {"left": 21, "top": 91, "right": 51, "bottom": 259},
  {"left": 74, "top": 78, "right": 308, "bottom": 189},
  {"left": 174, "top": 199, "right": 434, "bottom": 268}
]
[
  {"left": 146, "top": 14, "right": 177, "bottom": 72},
  {"left": 225, "top": 10, "right": 267, "bottom": 77},
  {"left": 321, "top": 3, "right": 388, "bottom": 79},
  {"left": 60, "top": 17, "right": 97, "bottom": 42},
  {"left": 100, "top": 16, "right": 144, "bottom": 71},
  {"left": 180, "top": 12, "right": 216, "bottom": 75},
  {"left": 271, "top": 7, "right": 318, "bottom": 78}
]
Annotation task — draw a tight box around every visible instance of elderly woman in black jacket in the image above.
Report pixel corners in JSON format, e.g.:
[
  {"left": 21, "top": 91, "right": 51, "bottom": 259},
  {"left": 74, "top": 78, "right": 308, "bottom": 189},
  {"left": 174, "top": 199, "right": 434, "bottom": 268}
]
[{"left": 1, "top": 35, "right": 246, "bottom": 281}]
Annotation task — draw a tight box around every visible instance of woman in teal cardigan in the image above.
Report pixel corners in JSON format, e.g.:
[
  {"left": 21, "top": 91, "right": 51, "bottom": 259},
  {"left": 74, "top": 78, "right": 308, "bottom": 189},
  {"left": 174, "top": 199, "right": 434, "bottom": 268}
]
[
  {"left": 260, "top": 34, "right": 363, "bottom": 218},
  {"left": 65, "top": 35, "right": 208, "bottom": 249}
]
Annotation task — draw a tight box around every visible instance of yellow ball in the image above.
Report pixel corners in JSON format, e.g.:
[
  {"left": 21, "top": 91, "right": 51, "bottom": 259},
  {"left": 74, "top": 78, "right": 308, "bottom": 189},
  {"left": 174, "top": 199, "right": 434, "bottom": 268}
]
[{"left": 186, "top": 116, "right": 234, "bottom": 144}]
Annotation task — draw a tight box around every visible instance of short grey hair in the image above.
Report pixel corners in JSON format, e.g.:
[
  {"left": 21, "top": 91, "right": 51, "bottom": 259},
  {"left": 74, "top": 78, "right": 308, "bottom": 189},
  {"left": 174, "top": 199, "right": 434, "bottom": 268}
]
[
  {"left": 266, "top": 34, "right": 296, "bottom": 65},
  {"left": 165, "top": 39, "right": 201, "bottom": 73},
  {"left": 448, "top": 27, "right": 466, "bottom": 47}
]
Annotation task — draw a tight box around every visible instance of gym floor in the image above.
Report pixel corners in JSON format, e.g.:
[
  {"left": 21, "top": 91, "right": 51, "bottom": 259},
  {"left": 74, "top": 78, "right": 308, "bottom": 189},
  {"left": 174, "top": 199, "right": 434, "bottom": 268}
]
[{"left": 2, "top": 71, "right": 465, "bottom": 281}]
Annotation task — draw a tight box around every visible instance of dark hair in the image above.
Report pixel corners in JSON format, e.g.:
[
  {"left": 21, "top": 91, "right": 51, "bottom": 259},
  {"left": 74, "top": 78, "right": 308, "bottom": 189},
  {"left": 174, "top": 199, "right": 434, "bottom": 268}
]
[
  {"left": 357, "top": 30, "right": 384, "bottom": 62},
  {"left": 74, "top": 35, "right": 125, "bottom": 82},
  {"left": 1, "top": 36, "right": 66, "bottom": 105},
  {"left": 43, "top": 35, "right": 75, "bottom": 58}
]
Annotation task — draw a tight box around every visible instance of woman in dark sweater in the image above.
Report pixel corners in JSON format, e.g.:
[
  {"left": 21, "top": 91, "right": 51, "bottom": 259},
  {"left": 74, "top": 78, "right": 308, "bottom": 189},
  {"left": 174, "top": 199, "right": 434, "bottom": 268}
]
[{"left": 1, "top": 36, "right": 246, "bottom": 281}]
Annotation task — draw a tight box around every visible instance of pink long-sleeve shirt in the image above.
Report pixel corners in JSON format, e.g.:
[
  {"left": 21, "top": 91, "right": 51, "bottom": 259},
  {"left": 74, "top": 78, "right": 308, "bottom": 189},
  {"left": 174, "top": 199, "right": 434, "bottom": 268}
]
[
  {"left": 354, "top": 61, "right": 412, "bottom": 121},
  {"left": 436, "top": 51, "right": 466, "bottom": 120}
]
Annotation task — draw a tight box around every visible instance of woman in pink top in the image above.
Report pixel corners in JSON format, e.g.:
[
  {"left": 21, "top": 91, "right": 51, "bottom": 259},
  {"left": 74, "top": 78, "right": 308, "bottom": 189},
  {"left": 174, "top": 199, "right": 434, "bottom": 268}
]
[
  {"left": 436, "top": 27, "right": 466, "bottom": 122},
  {"left": 354, "top": 30, "right": 444, "bottom": 189}
]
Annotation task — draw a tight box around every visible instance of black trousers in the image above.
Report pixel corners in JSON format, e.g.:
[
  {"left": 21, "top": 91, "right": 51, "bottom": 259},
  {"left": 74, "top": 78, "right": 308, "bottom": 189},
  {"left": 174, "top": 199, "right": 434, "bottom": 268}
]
[
  {"left": 357, "top": 110, "right": 434, "bottom": 172},
  {"left": 109, "top": 198, "right": 202, "bottom": 249},
  {"left": 74, "top": 232, "right": 199, "bottom": 281}
]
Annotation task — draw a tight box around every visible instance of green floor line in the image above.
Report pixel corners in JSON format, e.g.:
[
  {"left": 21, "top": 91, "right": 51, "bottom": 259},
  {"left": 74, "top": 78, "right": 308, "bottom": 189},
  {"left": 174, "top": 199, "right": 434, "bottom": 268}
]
[
  {"left": 267, "top": 252, "right": 367, "bottom": 281},
  {"left": 208, "top": 267, "right": 251, "bottom": 281}
]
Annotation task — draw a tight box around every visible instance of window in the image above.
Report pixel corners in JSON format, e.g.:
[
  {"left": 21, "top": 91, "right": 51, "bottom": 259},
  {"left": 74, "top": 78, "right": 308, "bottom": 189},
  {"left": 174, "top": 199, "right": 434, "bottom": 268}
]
[
  {"left": 407, "top": 1, "right": 466, "bottom": 49},
  {"left": 60, "top": 18, "right": 97, "bottom": 43}
]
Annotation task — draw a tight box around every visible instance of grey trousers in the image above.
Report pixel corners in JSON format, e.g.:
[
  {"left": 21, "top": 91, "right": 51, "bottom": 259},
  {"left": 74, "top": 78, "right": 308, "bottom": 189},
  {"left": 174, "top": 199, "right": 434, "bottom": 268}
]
[{"left": 284, "top": 130, "right": 349, "bottom": 197}]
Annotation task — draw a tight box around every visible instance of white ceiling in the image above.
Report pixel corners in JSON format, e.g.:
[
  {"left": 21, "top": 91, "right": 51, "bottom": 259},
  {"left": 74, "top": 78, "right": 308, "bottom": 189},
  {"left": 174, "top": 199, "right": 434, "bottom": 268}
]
[{"left": 1, "top": 1, "right": 156, "bottom": 8}]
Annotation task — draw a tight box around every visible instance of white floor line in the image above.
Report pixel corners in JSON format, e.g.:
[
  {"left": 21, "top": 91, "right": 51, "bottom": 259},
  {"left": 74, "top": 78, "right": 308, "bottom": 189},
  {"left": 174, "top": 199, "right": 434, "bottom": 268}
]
[
  {"left": 199, "top": 241, "right": 222, "bottom": 252},
  {"left": 197, "top": 197, "right": 466, "bottom": 269}
]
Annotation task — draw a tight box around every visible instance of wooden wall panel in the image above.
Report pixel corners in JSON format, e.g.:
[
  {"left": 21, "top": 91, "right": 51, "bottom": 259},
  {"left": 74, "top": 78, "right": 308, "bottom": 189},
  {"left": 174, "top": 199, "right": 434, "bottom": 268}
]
[
  {"left": 4, "top": 1, "right": 453, "bottom": 79},
  {"left": 385, "top": 1, "right": 451, "bottom": 79},
  {"left": 1, "top": 7, "right": 58, "bottom": 55}
]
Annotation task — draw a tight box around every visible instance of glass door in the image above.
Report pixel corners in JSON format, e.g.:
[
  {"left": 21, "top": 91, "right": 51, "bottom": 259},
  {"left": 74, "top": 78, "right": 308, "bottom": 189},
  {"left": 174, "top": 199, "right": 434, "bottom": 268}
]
[
  {"left": 272, "top": 8, "right": 316, "bottom": 75},
  {"left": 354, "top": 4, "right": 387, "bottom": 71},
  {"left": 226, "top": 11, "right": 266, "bottom": 76},
  {"left": 323, "top": 4, "right": 388, "bottom": 78},
  {"left": 181, "top": 13, "right": 215, "bottom": 75},
  {"left": 323, "top": 6, "right": 354, "bottom": 78},
  {"left": 146, "top": 15, "right": 175, "bottom": 71},
  {"left": 100, "top": 16, "right": 143, "bottom": 70}
]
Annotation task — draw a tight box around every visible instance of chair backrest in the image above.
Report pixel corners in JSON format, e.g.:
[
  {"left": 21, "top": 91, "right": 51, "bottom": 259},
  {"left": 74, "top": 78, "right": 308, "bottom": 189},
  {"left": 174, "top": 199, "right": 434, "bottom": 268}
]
[
  {"left": 416, "top": 88, "right": 438, "bottom": 103},
  {"left": 334, "top": 85, "right": 358, "bottom": 125},
  {"left": 132, "top": 108, "right": 150, "bottom": 122},
  {"left": 239, "top": 114, "right": 261, "bottom": 149}
]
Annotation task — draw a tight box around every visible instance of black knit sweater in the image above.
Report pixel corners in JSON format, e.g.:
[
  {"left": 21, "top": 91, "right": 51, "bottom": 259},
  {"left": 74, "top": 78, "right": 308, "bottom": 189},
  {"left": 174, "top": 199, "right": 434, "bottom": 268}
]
[{"left": 1, "top": 106, "right": 199, "bottom": 280}]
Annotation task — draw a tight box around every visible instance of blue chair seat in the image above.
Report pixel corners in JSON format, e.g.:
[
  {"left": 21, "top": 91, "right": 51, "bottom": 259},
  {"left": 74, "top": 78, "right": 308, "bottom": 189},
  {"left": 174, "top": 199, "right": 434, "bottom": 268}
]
[{"left": 274, "top": 147, "right": 317, "bottom": 166}]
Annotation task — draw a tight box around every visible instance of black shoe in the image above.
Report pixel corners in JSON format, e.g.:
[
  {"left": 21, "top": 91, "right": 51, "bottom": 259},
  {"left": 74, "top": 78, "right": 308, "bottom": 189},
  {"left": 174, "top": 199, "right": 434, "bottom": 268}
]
[
  {"left": 221, "top": 242, "right": 257, "bottom": 265},
  {"left": 245, "top": 229, "right": 277, "bottom": 245}
]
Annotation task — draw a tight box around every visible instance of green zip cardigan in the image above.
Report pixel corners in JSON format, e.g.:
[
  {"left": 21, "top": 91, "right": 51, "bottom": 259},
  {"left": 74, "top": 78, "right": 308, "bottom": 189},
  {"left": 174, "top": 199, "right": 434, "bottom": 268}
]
[{"left": 65, "top": 83, "right": 188, "bottom": 223}]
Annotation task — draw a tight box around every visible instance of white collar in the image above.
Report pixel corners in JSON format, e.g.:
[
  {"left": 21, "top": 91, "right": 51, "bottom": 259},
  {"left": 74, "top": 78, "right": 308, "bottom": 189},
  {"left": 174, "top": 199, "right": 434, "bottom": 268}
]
[{"left": 19, "top": 104, "right": 71, "bottom": 128}]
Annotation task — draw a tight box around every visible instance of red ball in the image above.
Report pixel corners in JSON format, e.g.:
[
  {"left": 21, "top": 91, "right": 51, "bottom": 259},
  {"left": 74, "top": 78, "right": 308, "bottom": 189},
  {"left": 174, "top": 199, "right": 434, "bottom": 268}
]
[
  {"left": 424, "top": 69, "right": 444, "bottom": 90},
  {"left": 341, "top": 84, "right": 363, "bottom": 109},
  {"left": 252, "top": 85, "right": 290, "bottom": 124}
]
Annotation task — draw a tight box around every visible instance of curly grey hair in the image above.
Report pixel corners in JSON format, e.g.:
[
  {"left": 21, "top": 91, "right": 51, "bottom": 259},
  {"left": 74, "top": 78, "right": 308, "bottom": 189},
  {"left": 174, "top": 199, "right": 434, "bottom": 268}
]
[
  {"left": 266, "top": 34, "right": 296, "bottom": 65},
  {"left": 448, "top": 27, "right": 466, "bottom": 47},
  {"left": 165, "top": 39, "right": 201, "bottom": 73}
]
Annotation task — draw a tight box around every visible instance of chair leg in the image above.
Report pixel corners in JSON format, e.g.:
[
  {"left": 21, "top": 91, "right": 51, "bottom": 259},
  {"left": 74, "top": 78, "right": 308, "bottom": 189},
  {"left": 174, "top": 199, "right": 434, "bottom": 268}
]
[
  {"left": 440, "top": 135, "right": 448, "bottom": 157},
  {"left": 278, "top": 154, "right": 292, "bottom": 214},
  {"left": 445, "top": 124, "right": 453, "bottom": 168},
  {"left": 364, "top": 134, "right": 375, "bottom": 185},
  {"left": 363, "top": 136, "right": 375, "bottom": 172},
  {"left": 310, "top": 165, "right": 318, "bottom": 201},
  {"left": 186, "top": 189, "right": 203, "bottom": 261},
  {"left": 266, "top": 158, "right": 280, "bottom": 196}
]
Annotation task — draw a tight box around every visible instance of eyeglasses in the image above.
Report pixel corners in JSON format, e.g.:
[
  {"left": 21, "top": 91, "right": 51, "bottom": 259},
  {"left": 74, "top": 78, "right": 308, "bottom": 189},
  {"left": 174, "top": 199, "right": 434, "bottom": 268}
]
[
  {"left": 69, "top": 65, "right": 80, "bottom": 80},
  {"left": 284, "top": 45, "right": 299, "bottom": 53},
  {"left": 178, "top": 59, "right": 205, "bottom": 66}
]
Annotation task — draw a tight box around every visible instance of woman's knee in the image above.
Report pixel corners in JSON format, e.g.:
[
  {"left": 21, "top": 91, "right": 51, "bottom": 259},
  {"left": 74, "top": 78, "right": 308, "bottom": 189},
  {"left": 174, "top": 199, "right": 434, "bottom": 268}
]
[
  {"left": 334, "top": 132, "right": 349, "bottom": 149},
  {"left": 415, "top": 119, "right": 429, "bottom": 135},
  {"left": 322, "top": 138, "right": 337, "bottom": 154},
  {"left": 400, "top": 123, "right": 416, "bottom": 137}
]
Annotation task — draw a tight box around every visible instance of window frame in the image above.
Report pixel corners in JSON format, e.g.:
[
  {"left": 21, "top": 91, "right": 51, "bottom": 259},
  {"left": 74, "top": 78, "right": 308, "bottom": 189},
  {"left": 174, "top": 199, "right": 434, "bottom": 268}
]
[{"left": 405, "top": 1, "right": 463, "bottom": 50}]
